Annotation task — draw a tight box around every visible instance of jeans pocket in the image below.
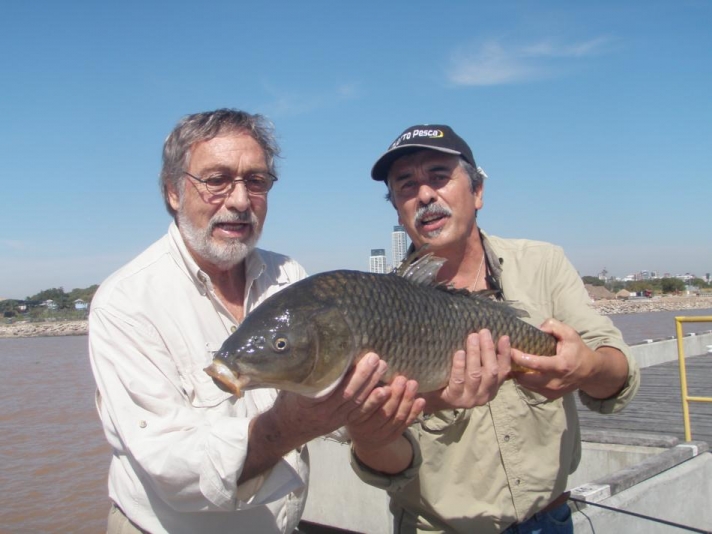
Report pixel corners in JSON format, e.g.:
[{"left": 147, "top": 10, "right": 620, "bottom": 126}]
[{"left": 544, "top": 503, "right": 573, "bottom": 531}]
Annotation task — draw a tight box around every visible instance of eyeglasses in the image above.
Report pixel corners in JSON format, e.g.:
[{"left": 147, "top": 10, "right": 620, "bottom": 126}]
[{"left": 183, "top": 170, "right": 278, "bottom": 196}]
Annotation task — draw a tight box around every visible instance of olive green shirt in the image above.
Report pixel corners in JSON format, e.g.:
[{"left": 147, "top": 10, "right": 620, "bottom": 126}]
[{"left": 351, "top": 232, "right": 640, "bottom": 533}]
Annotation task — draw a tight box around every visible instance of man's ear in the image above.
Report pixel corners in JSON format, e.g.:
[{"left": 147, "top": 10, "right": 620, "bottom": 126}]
[
  {"left": 167, "top": 182, "right": 181, "bottom": 212},
  {"left": 474, "top": 183, "right": 484, "bottom": 210}
]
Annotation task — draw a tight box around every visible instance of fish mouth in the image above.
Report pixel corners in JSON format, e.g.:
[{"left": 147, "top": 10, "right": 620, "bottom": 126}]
[{"left": 204, "top": 359, "right": 252, "bottom": 397}]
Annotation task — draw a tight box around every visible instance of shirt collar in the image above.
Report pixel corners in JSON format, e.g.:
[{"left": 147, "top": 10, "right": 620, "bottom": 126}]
[
  {"left": 167, "top": 221, "right": 270, "bottom": 294},
  {"left": 479, "top": 229, "right": 505, "bottom": 299}
]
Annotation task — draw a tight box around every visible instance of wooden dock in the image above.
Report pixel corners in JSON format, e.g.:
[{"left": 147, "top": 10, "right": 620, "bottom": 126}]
[{"left": 577, "top": 353, "right": 712, "bottom": 446}]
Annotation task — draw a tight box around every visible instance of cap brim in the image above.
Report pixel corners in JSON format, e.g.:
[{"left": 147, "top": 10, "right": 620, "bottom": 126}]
[{"left": 370, "top": 144, "right": 463, "bottom": 181}]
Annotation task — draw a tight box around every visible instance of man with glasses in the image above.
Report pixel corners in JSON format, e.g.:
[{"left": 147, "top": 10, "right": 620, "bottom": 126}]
[
  {"left": 88, "top": 109, "right": 424, "bottom": 533},
  {"left": 350, "top": 124, "right": 641, "bottom": 534}
]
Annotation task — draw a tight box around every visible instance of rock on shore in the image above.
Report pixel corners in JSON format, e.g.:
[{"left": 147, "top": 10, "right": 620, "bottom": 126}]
[
  {"left": 0, "top": 320, "right": 88, "bottom": 339},
  {"left": 591, "top": 295, "right": 712, "bottom": 315},
  {"left": 1, "top": 296, "right": 711, "bottom": 339}
]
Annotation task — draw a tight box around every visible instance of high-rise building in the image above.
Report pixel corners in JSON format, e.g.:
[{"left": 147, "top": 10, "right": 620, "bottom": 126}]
[
  {"left": 369, "top": 249, "right": 387, "bottom": 274},
  {"left": 391, "top": 225, "right": 408, "bottom": 268}
]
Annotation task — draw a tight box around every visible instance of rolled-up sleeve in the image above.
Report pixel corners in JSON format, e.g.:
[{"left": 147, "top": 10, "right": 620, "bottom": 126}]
[
  {"left": 349, "top": 430, "right": 422, "bottom": 492},
  {"left": 578, "top": 343, "right": 640, "bottom": 414},
  {"left": 547, "top": 246, "right": 641, "bottom": 415}
]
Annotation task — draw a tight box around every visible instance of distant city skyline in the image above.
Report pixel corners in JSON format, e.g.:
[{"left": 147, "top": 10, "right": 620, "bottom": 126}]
[
  {"left": 391, "top": 226, "right": 409, "bottom": 270},
  {"left": 369, "top": 249, "right": 387, "bottom": 274},
  {"left": 368, "top": 226, "right": 410, "bottom": 274},
  {"left": 599, "top": 269, "right": 710, "bottom": 284}
]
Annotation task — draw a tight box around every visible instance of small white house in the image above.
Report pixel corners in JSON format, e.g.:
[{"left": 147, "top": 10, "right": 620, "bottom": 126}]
[
  {"left": 74, "top": 299, "right": 88, "bottom": 310},
  {"left": 42, "top": 299, "right": 58, "bottom": 310}
]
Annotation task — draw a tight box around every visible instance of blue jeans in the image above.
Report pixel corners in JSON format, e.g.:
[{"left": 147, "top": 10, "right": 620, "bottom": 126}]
[{"left": 502, "top": 503, "right": 573, "bottom": 534}]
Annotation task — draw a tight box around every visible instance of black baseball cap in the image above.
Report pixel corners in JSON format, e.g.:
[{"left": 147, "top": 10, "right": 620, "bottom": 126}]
[{"left": 371, "top": 124, "right": 476, "bottom": 181}]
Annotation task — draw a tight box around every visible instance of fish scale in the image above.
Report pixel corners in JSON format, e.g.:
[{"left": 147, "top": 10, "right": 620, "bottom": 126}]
[
  {"left": 205, "top": 259, "right": 557, "bottom": 397},
  {"left": 313, "top": 271, "right": 555, "bottom": 390}
]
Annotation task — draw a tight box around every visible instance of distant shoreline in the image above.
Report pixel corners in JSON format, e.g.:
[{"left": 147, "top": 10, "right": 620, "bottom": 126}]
[
  {"left": 2, "top": 296, "right": 711, "bottom": 339},
  {"left": 592, "top": 295, "right": 712, "bottom": 315},
  {"left": 0, "top": 320, "right": 88, "bottom": 339}
]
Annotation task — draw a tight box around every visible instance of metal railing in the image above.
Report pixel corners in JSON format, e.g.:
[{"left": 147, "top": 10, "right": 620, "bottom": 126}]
[{"left": 675, "top": 315, "right": 712, "bottom": 441}]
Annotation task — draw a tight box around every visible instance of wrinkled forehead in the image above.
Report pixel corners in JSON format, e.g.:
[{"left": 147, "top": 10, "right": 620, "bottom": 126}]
[
  {"left": 386, "top": 149, "right": 461, "bottom": 183},
  {"left": 185, "top": 130, "right": 267, "bottom": 167}
]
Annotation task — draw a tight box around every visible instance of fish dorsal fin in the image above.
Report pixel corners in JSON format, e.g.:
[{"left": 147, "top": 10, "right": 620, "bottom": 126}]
[
  {"left": 395, "top": 247, "right": 529, "bottom": 320},
  {"left": 394, "top": 246, "right": 447, "bottom": 286}
]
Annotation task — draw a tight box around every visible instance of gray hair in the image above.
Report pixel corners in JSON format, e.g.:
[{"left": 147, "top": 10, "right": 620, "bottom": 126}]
[
  {"left": 384, "top": 158, "right": 487, "bottom": 206},
  {"left": 160, "top": 108, "right": 280, "bottom": 217}
]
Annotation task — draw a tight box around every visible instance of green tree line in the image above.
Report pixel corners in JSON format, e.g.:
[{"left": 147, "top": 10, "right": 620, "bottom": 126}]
[{"left": 1, "top": 285, "right": 99, "bottom": 315}]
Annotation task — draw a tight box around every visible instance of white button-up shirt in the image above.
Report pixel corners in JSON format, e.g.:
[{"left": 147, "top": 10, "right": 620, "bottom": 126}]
[{"left": 89, "top": 222, "right": 309, "bottom": 533}]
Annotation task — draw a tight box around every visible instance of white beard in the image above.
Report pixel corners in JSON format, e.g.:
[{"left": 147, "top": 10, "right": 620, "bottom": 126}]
[{"left": 177, "top": 208, "right": 261, "bottom": 271}]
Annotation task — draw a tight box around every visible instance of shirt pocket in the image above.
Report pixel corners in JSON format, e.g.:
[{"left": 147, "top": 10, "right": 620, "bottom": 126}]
[
  {"left": 513, "top": 381, "right": 550, "bottom": 406},
  {"left": 181, "top": 343, "right": 234, "bottom": 408},
  {"left": 417, "top": 408, "right": 468, "bottom": 434}
]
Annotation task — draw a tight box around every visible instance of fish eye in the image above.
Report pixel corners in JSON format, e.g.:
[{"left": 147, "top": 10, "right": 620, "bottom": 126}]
[{"left": 273, "top": 337, "right": 289, "bottom": 352}]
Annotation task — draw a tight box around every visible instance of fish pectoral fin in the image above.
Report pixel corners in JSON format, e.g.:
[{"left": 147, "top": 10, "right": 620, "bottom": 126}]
[
  {"left": 299, "top": 373, "right": 348, "bottom": 399},
  {"left": 296, "top": 307, "right": 355, "bottom": 396}
]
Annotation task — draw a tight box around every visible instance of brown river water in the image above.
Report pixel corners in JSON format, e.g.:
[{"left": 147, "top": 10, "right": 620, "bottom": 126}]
[
  {"left": 0, "top": 335, "right": 109, "bottom": 534},
  {"left": 1, "top": 309, "right": 711, "bottom": 533}
]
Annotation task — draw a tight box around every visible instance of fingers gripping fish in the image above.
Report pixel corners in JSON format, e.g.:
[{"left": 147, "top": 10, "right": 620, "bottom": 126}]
[{"left": 205, "top": 252, "right": 556, "bottom": 397}]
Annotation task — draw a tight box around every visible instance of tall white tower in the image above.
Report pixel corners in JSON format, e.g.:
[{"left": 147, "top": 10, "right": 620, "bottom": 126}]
[
  {"left": 391, "top": 225, "right": 408, "bottom": 268},
  {"left": 369, "top": 249, "right": 387, "bottom": 274}
]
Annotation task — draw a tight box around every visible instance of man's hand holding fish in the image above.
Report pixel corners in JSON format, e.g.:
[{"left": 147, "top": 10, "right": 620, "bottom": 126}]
[
  {"left": 242, "top": 353, "right": 426, "bottom": 482},
  {"left": 419, "top": 329, "right": 513, "bottom": 412},
  {"left": 511, "top": 318, "right": 633, "bottom": 401},
  {"left": 347, "top": 371, "right": 426, "bottom": 476}
]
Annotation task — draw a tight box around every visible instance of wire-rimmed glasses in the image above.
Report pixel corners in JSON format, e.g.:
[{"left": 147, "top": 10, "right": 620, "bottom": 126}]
[{"left": 183, "top": 170, "right": 278, "bottom": 196}]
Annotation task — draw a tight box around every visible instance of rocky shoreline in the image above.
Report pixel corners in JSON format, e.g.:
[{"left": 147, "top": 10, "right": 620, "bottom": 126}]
[
  {"left": 591, "top": 295, "right": 712, "bottom": 315},
  {"left": 0, "top": 320, "right": 89, "bottom": 339},
  {"left": 2, "top": 296, "right": 711, "bottom": 339}
]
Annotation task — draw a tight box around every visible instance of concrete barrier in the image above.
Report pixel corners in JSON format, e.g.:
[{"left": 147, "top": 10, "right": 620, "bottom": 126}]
[
  {"left": 302, "top": 433, "right": 711, "bottom": 533},
  {"left": 571, "top": 446, "right": 712, "bottom": 533},
  {"left": 630, "top": 331, "right": 712, "bottom": 368}
]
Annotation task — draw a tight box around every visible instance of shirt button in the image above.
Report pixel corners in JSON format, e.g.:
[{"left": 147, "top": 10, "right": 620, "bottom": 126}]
[
  {"left": 503, "top": 435, "right": 510, "bottom": 442},
  {"left": 515, "top": 478, "right": 521, "bottom": 486},
  {"left": 139, "top": 420, "right": 147, "bottom": 428},
  {"left": 231, "top": 326, "right": 237, "bottom": 333}
]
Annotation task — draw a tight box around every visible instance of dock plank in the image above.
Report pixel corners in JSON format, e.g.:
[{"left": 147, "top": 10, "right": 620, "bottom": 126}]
[{"left": 577, "top": 354, "right": 712, "bottom": 445}]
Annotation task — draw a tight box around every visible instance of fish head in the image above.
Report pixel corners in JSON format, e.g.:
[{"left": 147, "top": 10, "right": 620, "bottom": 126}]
[{"left": 205, "top": 297, "right": 356, "bottom": 398}]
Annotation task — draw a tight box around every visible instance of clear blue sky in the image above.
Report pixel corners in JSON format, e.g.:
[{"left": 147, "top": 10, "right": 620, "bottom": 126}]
[{"left": 1, "top": 1, "right": 710, "bottom": 299}]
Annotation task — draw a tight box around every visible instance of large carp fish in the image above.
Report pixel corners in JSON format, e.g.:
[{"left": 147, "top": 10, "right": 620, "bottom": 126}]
[{"left": 205, "top": 253, "right": 556, "bottom": 397}]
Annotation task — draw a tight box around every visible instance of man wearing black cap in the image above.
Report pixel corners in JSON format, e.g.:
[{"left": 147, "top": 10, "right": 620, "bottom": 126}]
[{"left": 350, "top": 124, "right": 641, "bottom": 533}]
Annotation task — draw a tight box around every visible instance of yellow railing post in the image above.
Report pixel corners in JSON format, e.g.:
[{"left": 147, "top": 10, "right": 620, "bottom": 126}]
[{"left": 674, "top": 316, "right": 712, "bottom": 442}]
